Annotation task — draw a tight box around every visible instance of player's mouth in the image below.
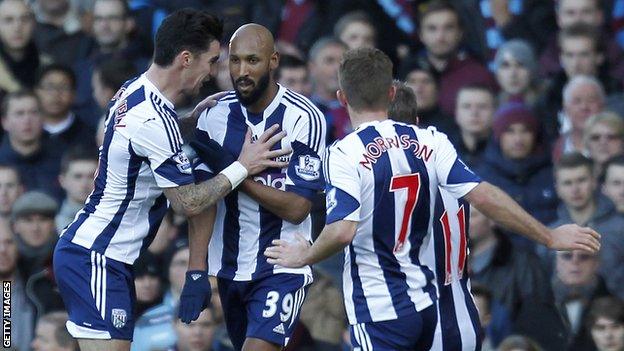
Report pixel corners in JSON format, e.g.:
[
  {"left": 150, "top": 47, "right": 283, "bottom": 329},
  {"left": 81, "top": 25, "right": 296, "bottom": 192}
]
[{"left": 236, "top": 78, "right": 254, "bottom": 90}]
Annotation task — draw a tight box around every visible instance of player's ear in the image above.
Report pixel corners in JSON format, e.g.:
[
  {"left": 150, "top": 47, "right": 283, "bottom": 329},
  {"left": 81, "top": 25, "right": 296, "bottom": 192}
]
[
  {"left": 337, "top": 89, "right": 348, "bottom": 108},
  {"left": 179, "top": 51, "right": 192, "bottom": 68},
  {"left": 388, "top": 84, "right": 397, "bottom": 102},
  {"left": 270, "top": 51, "right": 279, "bottom": 71}
]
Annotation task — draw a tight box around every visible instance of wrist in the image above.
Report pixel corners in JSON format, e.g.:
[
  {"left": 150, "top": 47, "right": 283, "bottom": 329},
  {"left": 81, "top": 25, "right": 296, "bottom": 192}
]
[{"left": 219, "top": 161, "right": 248, "bottom": 189}]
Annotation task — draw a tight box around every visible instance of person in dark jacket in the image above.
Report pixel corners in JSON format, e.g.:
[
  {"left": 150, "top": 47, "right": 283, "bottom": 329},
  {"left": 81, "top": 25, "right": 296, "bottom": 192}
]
[
  {"left": 34, "top": 63, "right": 96, "bottom": 150},
  {"left": 474, "top": 103, "right": 559, "bottom": 250},
  {"left": 0, "top": 90, "right": 64, "bottom": 200}
]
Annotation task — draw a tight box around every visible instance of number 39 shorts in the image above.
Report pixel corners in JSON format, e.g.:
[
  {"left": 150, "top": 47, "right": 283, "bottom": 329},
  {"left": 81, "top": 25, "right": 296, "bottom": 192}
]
[{"left": 217, "top": 273, "right": 312, "bottom": 350}]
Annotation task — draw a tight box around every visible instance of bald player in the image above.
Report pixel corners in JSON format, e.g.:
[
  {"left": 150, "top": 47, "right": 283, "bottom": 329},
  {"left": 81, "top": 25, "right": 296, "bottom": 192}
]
[{"left": 179, "top": 24, "right": 326, "bottom": 351}]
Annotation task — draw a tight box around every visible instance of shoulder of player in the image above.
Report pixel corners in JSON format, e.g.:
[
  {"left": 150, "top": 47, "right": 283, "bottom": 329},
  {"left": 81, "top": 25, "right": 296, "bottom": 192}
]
[
  {"left": 326, "top": 134, "right": 360, "bottom": 159},
  {"left": 200, "top": 91, "right": 238, "bottom": 119},
  {"left": 281, "top": 89, "right": 324, "bottom": 122}
]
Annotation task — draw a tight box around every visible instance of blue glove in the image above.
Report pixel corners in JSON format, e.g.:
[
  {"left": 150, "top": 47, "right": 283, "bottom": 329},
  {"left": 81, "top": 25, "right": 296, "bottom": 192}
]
[
  {"left": 190, "top": 138, "right": 236, "bottom": 174},
  {"left": 178, "top": 270, "right": 211, "bottom": 323}
]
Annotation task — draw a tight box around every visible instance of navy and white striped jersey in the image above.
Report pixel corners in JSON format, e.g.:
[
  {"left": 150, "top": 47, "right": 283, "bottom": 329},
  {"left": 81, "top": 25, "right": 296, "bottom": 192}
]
[
  {"left": 323, "top": 119, "right": 481, "bottom": 325},
  {"left": 423, "top": 189, "right": 481, "bottom": 350},
  {"left": 61, "top": 74, "right": 194, "bottom": 264},
  {"left": 194, "top": 84, "right": 326, "bottom": 281}
]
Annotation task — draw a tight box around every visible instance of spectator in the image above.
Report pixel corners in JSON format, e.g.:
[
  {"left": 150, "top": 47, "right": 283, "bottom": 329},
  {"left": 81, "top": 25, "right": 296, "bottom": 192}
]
[
  {"left": 471, "top": 284, "right": 495, "bottom": 351},
  {"left": 32, "top": 0, "right": 92, "bottom": 64},
  {"left": 400, "top": 63, "right": 454, "bottom": 133},
  {"left": 404, "top": 0, "right": 497, "bottom": 115},
  {"left": 552, "top": 250, "right": 611, "bottom": 350},
  {"left": 35, "top": 63, "right": 96, "bottom": 149},
  {"left": 31, "top": 311, "right": 78, "bottom": 351},
  {"left": 602, "top": 155, "right": 624, "bottom": 214},
  {"left": 308, "top": 37, "right": 348, "bottom": 143},
  {"left": 299, "top": 270, "right": 346, "bottom": 350},
  {"left": 55, "top": 147, "right": 97, "bottom": 233},
  {"left": 168, "top": 308, "right": 216, "bottom": 351},
  {"left": 0, "top": 218, "right": 35, "bottom": 349},
  {"left": 469, "top": 207, "right": 552, "bottom": 325},
  {"left": 583, "top": 111, "right": 624, "bottom": 176},
  {"left": 552, "top": 76, "right": 606, "bottom": 162},
  {"left": 0, "top": 0, "right": 47, "bottom": 95},
  {"left": 91, "top": 58, "right": 138, "bottom": 110},
  {"left": 132, "top": 238, "right": 189, "bottom": 351},
  {"left": 587, "top": 297, "right": 624, "bottom": 351},
  {"left": 548, "top": 153, "right": 624, "bottom": 299},
  {"left": 74, "top": 0, "right": 150, "bottom": 129},
  {"left": 0, "top": 90, "right": 64, "bottom": 200},
  {"left": 494, "top": 40, "right": 542, "bottom": 108},
  {"left": 275, "top": 54, "right": 312, "bottom": 97},
  {"left": 0, "top": 165, "right": 23, "bottom": 220},
  {"left": 474, "top": 103, "right": 558, "bottom": 248},
  {"left": 146, "top": 210, "right": 180, "bottom": 256},
  {"left": 134, "top": 251, "right": 163, "bottom": 319},
  {"left": 498, "top": 335, "right": 544, "bottom": 351},
  {"left": 540, "top": 0, "right": 624, "bottom": 79},
  {"left": 447, "top": 84, "right": 496, "bottom": 169},
  {"left": 11, "top": 191, "right": 58, "bottom": 277},
  {"left": 537, "top": 24, "right": 621, "bottom": 137},
  {"left": 333, "top": 11, "right": 376, "bottom": 50}
]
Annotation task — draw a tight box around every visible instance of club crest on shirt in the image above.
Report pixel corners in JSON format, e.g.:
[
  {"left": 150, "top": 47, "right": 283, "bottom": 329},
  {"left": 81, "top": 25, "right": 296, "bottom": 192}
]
[
  {"left": 111, "top": 308, "right": 127, "bottom": 329},
  {"left": 295, "top": 155, "right": 321, "bottom": 181},
  {"left": 172, "top": 151, "right": 192, "bottom": 174}
]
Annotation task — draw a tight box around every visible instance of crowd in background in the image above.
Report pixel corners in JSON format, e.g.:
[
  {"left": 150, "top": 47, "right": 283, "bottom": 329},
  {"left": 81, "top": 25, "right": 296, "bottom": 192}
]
[{"left": 2, "top": 0, "right": 624, "bottom": 350}]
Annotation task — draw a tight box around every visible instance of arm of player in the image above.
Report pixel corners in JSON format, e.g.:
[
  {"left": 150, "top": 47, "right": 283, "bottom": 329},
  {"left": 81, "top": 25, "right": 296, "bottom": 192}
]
[
  {"left": 165, "top": 125, "right": 289, "bottom": 217},
  {"left": 178, "top": 206, "right": 216, "bottom": 323},
  {"left": 264, "top": 220, "right": 357, "bottom": 268},
  {"left": 239, "top": 180, "right": 312, "bottom": 224},
  {"left": 464, "top": 182, "right": 601, "bottom": 253}
]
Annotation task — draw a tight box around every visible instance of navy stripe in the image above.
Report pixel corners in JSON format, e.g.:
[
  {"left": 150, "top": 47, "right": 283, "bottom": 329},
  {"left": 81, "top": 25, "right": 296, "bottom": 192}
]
[
  {"left": 139, "top": 193, "right": 169, "bottom": 254},
  {"left": 349, "top": 244, "right": 372, "bottom": 321},
  {"left": 163, "top": 104, "right": 182, "bottom": 145},
  {"left": 460, "top": 201, "right": 483, "bottom": 350},
  {"left": 394, "top": 124, "right": 436, "bottom": 292},
  {"left": 219, "top": 102, "right": 246, "bottom": 279},
  {"left": 91, "top": 143, "right": 145, "bottom": 252},
  {"left": 357, "top": 126, "right": 415, "bottom": 320},
  {"left": 149, "top": 93, "right": 176, "bottom": 152},
  {"left": 284, "top": 91, "right": 324, "bottom": 153},
  {"left": 433, "top": 192, "right": 462, "bottom": 351},
  {"left": 218, "top": 91, "right": 236, "bottom": 101},
  {"left": 62, "top": 80, "right": 143, "bottom": 241},
  {"left": 282, "top": 95, "right": 313, "bottom": 148},
  {"left": 285, "top": 90, "right": 323, "bottom": 153},
  {"left": 252, "top": 103, "right": 287, "bottom": 279}
]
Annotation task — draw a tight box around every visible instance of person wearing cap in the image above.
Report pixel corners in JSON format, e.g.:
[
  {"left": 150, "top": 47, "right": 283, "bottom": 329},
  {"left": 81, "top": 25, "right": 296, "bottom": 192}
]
[
  {"left": 11, "top": 190, "right": 58, "bottom": 276},
  {"left": 494, "top": 39, "right": 543, "bottom": 109},
  {"left": 473, "top": 103, "right": 558, "bottom": 251}
]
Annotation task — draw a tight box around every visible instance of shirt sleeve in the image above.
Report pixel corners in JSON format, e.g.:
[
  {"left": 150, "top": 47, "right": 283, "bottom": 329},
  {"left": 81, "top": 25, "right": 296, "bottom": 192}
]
[
  {"left": 434, "top": 131, "right": 481, "bottom": 198},
  {"left": 284, "top": 108, "right": 327, "bottom": 200},
  {"left": 130, "top": 118, "right": 194, "bottom": 188},
  {"left": 324, "top": 145, "right": 361, "bottom": 224}
]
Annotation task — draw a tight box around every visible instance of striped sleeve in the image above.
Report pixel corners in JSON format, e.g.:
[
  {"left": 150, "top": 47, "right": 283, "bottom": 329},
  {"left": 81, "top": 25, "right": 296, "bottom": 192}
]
[
  {"left": 433, "top": 130, "right": 481, "bottom": 199},
  {"left": 324, "top": 144, "right": 361, "bottom": 224},
  {"left": 131, "top": 117, "right": 194, "bottom": 188}
]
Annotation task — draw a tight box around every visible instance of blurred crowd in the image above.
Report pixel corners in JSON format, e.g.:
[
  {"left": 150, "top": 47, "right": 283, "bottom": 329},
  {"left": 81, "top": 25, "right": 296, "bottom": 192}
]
[{"left": 2, "top": 0, "right": 624, "bottom": 350}]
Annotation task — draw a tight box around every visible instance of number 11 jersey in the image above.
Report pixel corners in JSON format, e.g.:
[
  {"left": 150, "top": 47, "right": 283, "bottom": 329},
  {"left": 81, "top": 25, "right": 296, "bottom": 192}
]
[{"left": 323, "top": 119, "right": 481, "bottom": 325}]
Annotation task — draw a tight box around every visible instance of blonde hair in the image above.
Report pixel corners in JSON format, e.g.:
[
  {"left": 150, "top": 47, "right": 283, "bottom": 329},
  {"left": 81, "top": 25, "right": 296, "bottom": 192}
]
[{"left": 583, "top": 111, "right": 624, "bottom": 146}]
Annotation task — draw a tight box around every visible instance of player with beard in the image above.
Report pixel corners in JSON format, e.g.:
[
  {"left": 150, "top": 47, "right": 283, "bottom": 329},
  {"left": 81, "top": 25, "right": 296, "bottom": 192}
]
[{"left": 180, "top": 24, "right": 326, "bottom": 351}]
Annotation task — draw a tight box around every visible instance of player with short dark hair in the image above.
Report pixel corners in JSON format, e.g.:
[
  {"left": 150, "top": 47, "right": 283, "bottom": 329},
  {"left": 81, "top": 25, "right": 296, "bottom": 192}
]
[{"left": 52, "top": 10, "right": 289, "bottom": 351}]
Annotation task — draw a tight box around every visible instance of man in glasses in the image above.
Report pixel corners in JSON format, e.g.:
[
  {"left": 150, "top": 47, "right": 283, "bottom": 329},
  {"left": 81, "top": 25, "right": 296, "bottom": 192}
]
[{"left": 550, "top": 153, "right": 624, "bottom": 300}]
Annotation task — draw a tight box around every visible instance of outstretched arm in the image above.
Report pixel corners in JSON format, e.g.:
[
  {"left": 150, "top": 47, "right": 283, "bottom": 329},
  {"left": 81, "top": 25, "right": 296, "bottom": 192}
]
[
  {"left": 264, "top": 220, "right": 357, "bottom": 268},
  {"left": 464, "top": 182, "right": 600, "bottom": 252}
]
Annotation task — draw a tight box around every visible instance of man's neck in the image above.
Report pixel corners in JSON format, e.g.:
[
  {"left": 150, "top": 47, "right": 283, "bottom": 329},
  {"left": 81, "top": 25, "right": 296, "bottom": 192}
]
[
  {"left": 427, "top": 51, "right": 453, "bottom": 71},
  {"left": 145, "top": 64, "right": 183, "bottom": 105},
  {"left": 9, "top": 138, "right": 41, "bottom": 157},
  {"left": 570, "top": 130, "right": 584, "bottom": 150},
  {"left": 461, "top": 131, "right": 486, "bottom": 151},
  {"left": 41, "top": 12, "right": 67, "bottom": 27},
  {"left": 348, "top": 108, "right": 388, "bottom": 129},
  {"left": 43, "top": 112, "right": 71, "bottom": 126},
  {"left": 245, "top": 82, "right": 279, "bottom": 114},
  {"left": 471, "top": 233, "right": 498, "bottom": 257},
  {"left": 99, "top": 40, "right": 127, "bottom": 55},
  {"left": 5, "top": 47, "right": 26, "bottom": 62},
  {"left": 0, "top": 271, "right": 15, "bottom": 282},
  {"left": 569, "top": 200, "right": 596, "bottom": 225}
]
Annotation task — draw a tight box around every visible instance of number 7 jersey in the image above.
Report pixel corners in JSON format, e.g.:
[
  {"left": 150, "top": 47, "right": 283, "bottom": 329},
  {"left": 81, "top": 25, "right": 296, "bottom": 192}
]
[{"left": 323, "top": 119, "right": 481, "bottom": 325}]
